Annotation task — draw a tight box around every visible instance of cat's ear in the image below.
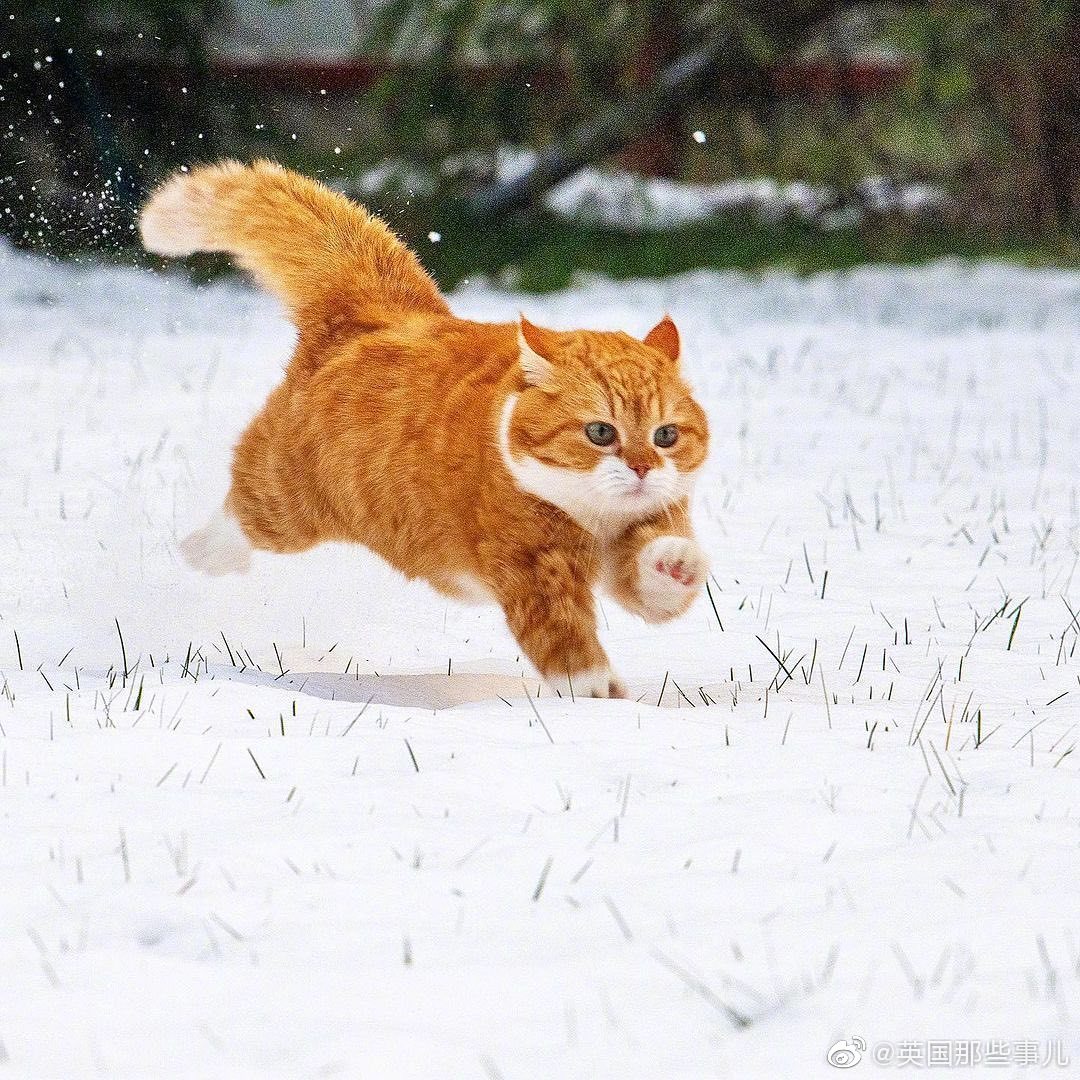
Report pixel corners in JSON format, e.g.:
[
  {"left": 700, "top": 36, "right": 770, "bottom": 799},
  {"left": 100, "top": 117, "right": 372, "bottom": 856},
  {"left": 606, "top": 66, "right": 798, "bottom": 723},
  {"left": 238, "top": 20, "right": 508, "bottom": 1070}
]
[
  {"left": 643, "top": 314, "right": 680, "bottom": 364},
  {"left": 518, "top": 315, "right": 557, "bottom": 388}
]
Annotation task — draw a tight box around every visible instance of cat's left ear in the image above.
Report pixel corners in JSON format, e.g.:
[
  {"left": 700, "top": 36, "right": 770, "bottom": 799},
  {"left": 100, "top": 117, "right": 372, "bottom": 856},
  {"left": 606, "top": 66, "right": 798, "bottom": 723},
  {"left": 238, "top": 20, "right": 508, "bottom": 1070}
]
[
  {"left": 518, "top": 315, "right": 558, "bottom": 388},
  {"left": 643, "top": 315, "right": 680, "bottom": 364}
]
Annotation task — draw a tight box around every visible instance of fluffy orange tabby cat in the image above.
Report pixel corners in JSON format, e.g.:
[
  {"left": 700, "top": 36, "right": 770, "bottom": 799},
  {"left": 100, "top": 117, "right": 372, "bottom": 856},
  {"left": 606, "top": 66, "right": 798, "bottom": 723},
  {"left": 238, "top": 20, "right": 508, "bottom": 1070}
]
[{"left": 140, "top": 161, "right": 709, "bottom": 697}]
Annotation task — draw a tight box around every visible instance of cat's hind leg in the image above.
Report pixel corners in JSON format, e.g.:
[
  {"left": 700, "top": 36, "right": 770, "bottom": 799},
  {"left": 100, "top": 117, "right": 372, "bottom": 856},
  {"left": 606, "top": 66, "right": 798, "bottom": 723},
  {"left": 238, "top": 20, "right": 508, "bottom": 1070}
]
[{"left": 180, "top": 503, "right": 252, "bottom": 576}]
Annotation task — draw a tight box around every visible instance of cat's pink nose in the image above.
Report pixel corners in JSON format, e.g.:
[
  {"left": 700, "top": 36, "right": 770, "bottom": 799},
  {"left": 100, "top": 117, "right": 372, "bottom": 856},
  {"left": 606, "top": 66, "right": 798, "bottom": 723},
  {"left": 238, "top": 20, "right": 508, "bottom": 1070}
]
[{"left": 630, "top": 463, "right": 651, "bottom": 479}]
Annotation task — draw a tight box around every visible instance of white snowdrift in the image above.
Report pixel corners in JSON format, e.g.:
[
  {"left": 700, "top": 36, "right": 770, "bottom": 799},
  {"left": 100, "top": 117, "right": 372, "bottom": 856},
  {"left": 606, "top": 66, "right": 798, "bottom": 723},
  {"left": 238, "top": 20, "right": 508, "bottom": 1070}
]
[
  {"left": 0, "top": 243, "right": 1078, "bottom": 1078},
  {"left": 359, "top": 150, "right": 945, "bottom": 229}
]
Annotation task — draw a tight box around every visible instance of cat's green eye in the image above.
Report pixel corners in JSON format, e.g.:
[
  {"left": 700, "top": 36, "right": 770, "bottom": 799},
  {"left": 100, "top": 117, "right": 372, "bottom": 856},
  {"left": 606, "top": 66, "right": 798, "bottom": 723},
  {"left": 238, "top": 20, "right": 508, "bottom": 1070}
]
[
  {"left": 654, "top": 424, "right": 679, "bottom": 448},
  {"left": 585, "top": 421, "right": 617, "bottom": 447}
]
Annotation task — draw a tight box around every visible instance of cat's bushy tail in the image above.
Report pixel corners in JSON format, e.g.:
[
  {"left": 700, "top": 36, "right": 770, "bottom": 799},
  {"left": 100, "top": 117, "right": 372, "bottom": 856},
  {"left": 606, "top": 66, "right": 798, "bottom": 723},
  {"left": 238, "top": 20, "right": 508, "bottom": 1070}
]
[{"left": 139, "top": 160, "right": 450, "bottom": 324}]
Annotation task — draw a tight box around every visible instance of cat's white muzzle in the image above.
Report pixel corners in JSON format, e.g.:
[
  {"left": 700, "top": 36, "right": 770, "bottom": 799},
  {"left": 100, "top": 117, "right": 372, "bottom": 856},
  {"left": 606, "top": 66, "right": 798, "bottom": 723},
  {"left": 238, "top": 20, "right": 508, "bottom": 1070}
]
[{"left": 499, "top": 396, "right": 691, "bottom": 532}]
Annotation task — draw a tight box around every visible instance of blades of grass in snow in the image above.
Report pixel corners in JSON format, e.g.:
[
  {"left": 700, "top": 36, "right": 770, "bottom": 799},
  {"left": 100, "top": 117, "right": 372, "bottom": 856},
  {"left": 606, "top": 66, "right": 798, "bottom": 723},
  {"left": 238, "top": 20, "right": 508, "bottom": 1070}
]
[
  {"left": 521, "top": 681, "right": 555, "bottom": 743},
  {"left": 1007, "top": 599, "right": 1027, "bottom": 650},
  {"left": 838, "top": 625, "right": 855, "bottom": 668},
  {"left": 755, "top": 636, "right": 794, "bottom": 690},
  {"left": 603, "top": 896, "right": 633, "bottom": 941},
  {"left": 820, "top": 669, "right": 832, "bottom": 730},
  {"left": 455, "top": 837, "right": 491, "bottom": 868},
  {"left": 891, "top": 942, "right": 924, "bottom": 998},
  {"left": 570, "top": 859, "right": 592, "bottom": 884},
  {"left": 219, "top": 631, "right": 236, "bottom": 667},
  {"left": 651, "top": 948, "right": 751, "bottom": 1028},
  {"left": 927, "top": 740, "right": 956, "bottom": 796},
  {"left": 531, "top": 857, "right": 553, "bottom": 901},
  {"left": 907, "top": 775, "right": 930, "bottom": 839},
  {"left": 656, "top": 670, "right": 669, "bottom": 706},
  {"left": 339, "top": 695, "right": 375, "bottom": 736},
  {"left": 208, "top": 912, "right": 244, "bottom": 941},
  {"left": 245, "top": 747, "right": 264, "bottom": 779},
  {"left": 671, "top": 679, "right": 695, "bottom": 707},
  {"left": 704, "top": 580, "right": 724, "bottom": 629},
  {"left": 115, "top": 619, "right": 128, "bottom": 682},
  {"left": 854, "top": 643, "right": 868, "bottom": 683},
  {"left": 272, "top": 642, "right": 289, "bottom": 679},
  {"left": 775, "top": 653, "right": 803, "bottom": 693},
  {"left": 26, "top": 929, "right": 60, "bottom": 988},
  {"left": 118, "top": 829, "right": 130, "bottom": 883},
  {"left": 1010, "top": 715, "right": 1051, "bottom": 748}
]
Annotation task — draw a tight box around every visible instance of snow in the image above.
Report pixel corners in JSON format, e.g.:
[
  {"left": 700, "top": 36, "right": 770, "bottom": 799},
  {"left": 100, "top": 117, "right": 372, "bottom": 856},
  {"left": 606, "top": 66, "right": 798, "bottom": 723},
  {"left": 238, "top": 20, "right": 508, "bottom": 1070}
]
[
  {"left": 358, "top": 150, "right": 945, "bottom": 229},
  {"left": 1, "top": 242, "right": 1079, "bottom": 1078},
  {"left": 543, "top": 169, "right": 945, "bottom": 229}
]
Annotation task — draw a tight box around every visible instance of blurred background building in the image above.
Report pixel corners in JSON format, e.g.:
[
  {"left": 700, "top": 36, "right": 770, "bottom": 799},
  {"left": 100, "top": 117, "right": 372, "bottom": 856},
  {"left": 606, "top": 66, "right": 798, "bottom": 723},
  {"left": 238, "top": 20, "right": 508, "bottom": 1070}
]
[{"left": 221, "top": 0, "right": 361, "bottom": 60}]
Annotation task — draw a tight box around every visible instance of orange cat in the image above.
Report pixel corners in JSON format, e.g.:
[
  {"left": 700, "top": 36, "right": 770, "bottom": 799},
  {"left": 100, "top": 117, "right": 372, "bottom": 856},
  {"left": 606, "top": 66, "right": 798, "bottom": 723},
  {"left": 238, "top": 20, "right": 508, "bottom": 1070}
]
[{"left": 140, "top": 161, "right": 709, "bottom": 697}]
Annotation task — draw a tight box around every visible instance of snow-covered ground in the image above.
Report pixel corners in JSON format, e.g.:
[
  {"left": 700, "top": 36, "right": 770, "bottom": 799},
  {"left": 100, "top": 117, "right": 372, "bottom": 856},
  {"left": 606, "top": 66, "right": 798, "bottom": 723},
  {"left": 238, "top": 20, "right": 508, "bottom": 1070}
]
[{"left": 1, "top": 243, "right": 1079, "bottom": 1079}]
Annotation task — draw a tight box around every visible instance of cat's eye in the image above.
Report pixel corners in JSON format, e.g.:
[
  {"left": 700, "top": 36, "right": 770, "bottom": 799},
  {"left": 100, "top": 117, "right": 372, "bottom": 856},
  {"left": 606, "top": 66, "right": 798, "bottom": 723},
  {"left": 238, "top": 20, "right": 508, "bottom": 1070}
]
[
  {"left": 653, "top": 424, "right": 679, "bottom": 448},
  {"left": 585, "top": 422, "right": 617, "bottom": 447}
]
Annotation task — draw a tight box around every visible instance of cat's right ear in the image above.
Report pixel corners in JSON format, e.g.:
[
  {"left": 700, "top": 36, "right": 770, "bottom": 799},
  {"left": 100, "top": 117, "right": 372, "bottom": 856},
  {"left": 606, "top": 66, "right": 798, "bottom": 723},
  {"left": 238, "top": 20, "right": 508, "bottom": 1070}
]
[
  {"left": 643, "top": 314, "right": 680, "bottom": 364},
  {"left": 518, "top": 315, "right": 556, "bottom": 389}
]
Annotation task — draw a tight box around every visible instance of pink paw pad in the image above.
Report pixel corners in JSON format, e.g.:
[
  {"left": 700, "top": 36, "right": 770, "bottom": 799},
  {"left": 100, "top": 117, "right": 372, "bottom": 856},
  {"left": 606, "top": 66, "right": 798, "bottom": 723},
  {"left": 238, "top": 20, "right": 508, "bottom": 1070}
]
[{"left": 655, "top": 558, "right": 697, "bottom": 586}]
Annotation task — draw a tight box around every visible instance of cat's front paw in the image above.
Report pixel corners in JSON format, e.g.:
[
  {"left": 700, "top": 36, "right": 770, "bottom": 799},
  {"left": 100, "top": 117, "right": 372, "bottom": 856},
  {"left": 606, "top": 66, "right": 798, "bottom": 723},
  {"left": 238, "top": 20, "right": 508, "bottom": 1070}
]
[
  {"left": 636, "top": 536, "right": 707, "bottom": 622},
  {"left": 548, "top": 666, "right": 627, "bottom": 700}
]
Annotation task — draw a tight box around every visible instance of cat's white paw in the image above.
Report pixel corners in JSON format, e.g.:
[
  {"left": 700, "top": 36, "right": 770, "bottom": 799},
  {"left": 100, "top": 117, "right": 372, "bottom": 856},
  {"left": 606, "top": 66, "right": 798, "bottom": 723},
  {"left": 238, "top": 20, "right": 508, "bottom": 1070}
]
[
  {"left": 181, "top": 508, "right": 252, "bottom": 576},
  {"left": 548, "top": 666, "right": 627, "bottom": 700},
  {"left": 636, "top": 536, "right": 706, "bottom": 622}
]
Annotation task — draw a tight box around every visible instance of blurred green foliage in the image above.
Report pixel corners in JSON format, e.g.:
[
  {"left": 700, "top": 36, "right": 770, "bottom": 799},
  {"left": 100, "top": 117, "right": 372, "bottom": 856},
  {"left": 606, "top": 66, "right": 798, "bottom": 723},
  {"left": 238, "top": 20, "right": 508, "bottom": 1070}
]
[
  {"left": 1, "top": 0, "right": 224, "bottom": 67},
  {"left": 0, "top": 0, "right": 1074, "bottom": 268},
  {"left": 427, "top": 213, "right": 1078, "bottom": 292},
  {"left": 363, "top": 0, "right": 1077, "bottom": 234}
]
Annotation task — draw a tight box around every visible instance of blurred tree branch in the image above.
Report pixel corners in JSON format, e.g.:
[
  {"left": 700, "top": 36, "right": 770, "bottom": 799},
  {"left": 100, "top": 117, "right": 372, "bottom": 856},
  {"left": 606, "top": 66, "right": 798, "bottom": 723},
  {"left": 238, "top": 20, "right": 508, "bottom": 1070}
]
[{"left": 461, "top": 1, "right": 913, "bottom": 217}]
